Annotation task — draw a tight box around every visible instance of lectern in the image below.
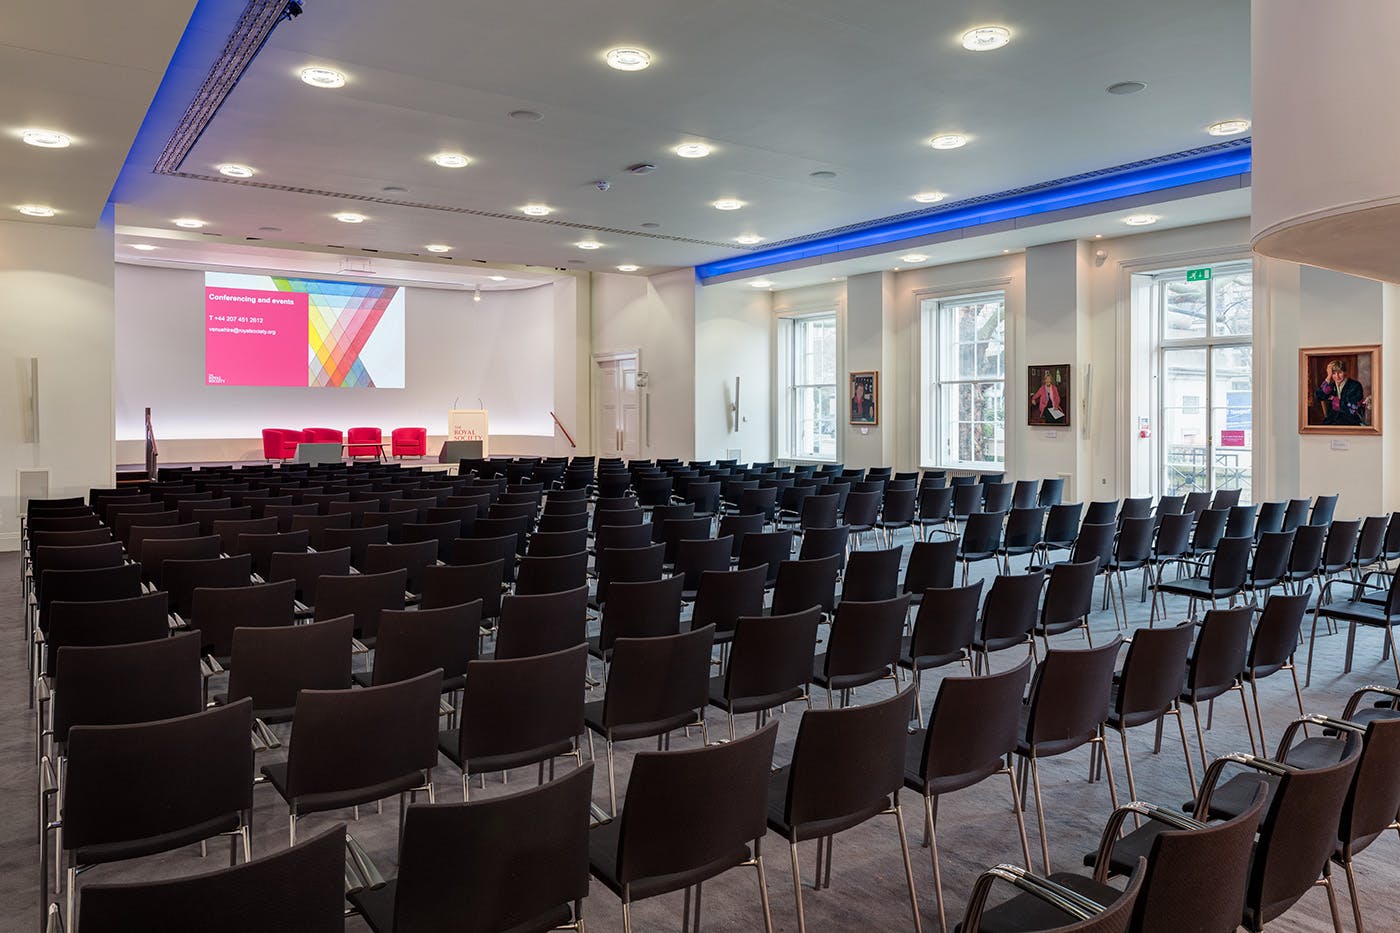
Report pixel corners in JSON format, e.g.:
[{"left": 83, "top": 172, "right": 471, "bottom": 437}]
[{"left": 447, "top": 409, "right": 489, "bottom": 458}]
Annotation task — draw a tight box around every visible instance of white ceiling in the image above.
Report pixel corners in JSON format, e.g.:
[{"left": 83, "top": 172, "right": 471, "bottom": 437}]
[
  {"left": 0, "top": 1, "right": 196, "bottom": 227},
  {"left": 97, "top": 0, "right": 1250, "bottom": 272}
]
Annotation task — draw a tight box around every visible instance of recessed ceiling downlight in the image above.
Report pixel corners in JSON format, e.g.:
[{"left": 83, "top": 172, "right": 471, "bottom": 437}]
[
  {"left": 912, "top": 191, "right": 946, "bottom": 204},
  {"left": 617, "top": 264, "right": 640, "bottom": 272},
  {"left": 674, "top": 142, "right": 711, "bottom": 159},
  {"left": 1123, "top": 213, "right": 1159, "bottom": 226},
  {"left": 604, "top": 47, "right": 652, "bottom": 71},
  {"left": 217, "top": 163, "right": 255, "bottom": 178},
  {"left": 712, "top": 198, "right": 745, "bottom": 211},
  {"left": 1207, "top": 119, "right": 1251, "bottom": 137},
  {"left": 928, "top": 134, "right": 968, "bottom": 150},
  {"left": 734, "top": 233, "right": 763, "bottom": 245},
  {"left": 575, "top": 239, "right": 603, "bottom": 250},
  {"left": 901, "top": 253, "right": 928, "bottom": 263},
  {"left": 131, "top": 244, "right": 158, "bottom": 251},
  {"left": 431, "top": 152, "right": 471, "bottom": 168},
  {"left": 22, "top": 129, "right": 71, "bottom": 148},
  {"left": 520, "top": 204, "right": 553, "bottom": 216},
  {"left": 489, "top": 275, "right": 507, "bottom": 281},
  {"left": 18, "top": 204, "right": 56, "bottom": 217},
  {"left": 424, "top": 244, "right": 451, "bottom": 253},
  {"left": 300, "top": 66, "right": 346, "bottom": 89},
  {"left": 173, "top": 217, "right": 205, "bottom": 228},
  {"left": 334, "top": 212, "right": 366, "bottom": 224},
  {"left": 961, "top": 26, "right": 1012, "bottom": 51},
  {"left": 749, "top": 279, "right": 774, "bottom": 288}
]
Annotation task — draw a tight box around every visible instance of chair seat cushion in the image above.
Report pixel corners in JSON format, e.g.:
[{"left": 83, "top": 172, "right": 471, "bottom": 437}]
[
  {"left": 707, "top": 675, "right": 802, "bottom": 717},
  {"left": 962, "top": 871, "right": 1123, "bottom": 933},
  {"left": 898, "top": 634, "right": 966, "bottom": 672},
  {"left": 589, "top": 817, "right": 751, "bottom": 901},
  {"left": 260, "top": 761, "right": 426, "bottom": 815},
  {"left": 1016, "top": 705, "right": 1096, "bottom": 759},
  {"left": 583, "top": 699, "right": 698, "bottom": 742},
  {"left": 437, "top": 728, "right": 574, "bottom": 775},
  {"left": 903, "top": 728, "right": 1002, "bottom": 797},
  {"left": 811, "top": 654, "right": 890, "bottom": 692},
  {"left": 1318, "top": 599, "right": 1398, "bottom": 626},
  {"left": 765, "top": 766, "right": 888, "bottom": 842},
  {"left": 72, "top": 813, "right": 242, "bottom": 866}
]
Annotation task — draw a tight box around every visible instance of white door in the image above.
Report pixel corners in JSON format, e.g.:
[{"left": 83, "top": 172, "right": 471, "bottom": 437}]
[{"left": 595, "top": 354, "right": 641, "bottom": 459}]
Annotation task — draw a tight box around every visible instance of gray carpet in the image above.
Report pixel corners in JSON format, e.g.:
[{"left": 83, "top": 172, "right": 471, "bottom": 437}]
[{"left": 3, "top": 546, "right": 1398, "bottom": 932}]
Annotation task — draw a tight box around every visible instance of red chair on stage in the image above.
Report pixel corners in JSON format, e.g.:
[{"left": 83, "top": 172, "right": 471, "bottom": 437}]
[
  {"left": 302, "top": 427, "right": 344, "bottom": 444},
  {"left": 346, "top": 427, "right": 384, "bottom": 460},
  {"left": 262, "top": 429, "right": 307, "bottom": 461},
  {"left": 391, "top": 427, "right": 428, "bottom": 459}
]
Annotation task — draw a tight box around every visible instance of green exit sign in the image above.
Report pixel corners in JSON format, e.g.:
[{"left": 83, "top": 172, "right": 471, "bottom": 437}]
[{"left": 1185, "top": 267, "right": 1213, "bottom": 282}]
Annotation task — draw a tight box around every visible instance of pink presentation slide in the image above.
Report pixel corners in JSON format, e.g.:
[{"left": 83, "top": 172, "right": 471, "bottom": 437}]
[{"left": 204, "top": 287, "right": 308, "bottom": 386}]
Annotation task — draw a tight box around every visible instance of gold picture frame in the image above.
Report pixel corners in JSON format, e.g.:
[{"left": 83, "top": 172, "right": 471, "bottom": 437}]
[
  {"left": 849, "top": 371, "right": 878, "bottom": 425},
  {"left": 1299, "top": 345, "right": 1381, "bottom": 435}
]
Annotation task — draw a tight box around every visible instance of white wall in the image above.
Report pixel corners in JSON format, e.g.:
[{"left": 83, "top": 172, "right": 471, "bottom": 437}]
[
  {"left": 590, "top": 269, "right": 697, "bottom": 459},
  {"left": 694, "top": 283, "right": 771, "bottom": 462},
  {"left": 0, "top": 220, "right": 116, "bottom": 549},
  {"left": 114, "top": 261, "right": 578, "bottom": 462}
]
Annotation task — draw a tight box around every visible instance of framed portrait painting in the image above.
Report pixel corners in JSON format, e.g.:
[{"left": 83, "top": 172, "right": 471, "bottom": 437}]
[
  {"left": 849, "top": 371, "right": 878, "bottom": 425},
  {"left": 1028, "top": 363, "right": 1071, "bottom": 427},
  {"left": 1299, "top": 346, "right": 1381, "bottom": 435}
]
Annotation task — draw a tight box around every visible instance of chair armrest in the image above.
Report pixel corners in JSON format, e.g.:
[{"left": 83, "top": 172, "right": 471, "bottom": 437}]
[
  {"left": 344, "top": 831, "right": 386, "bottom": 894},
  {"left": 167, "top": 613, "right": 187, "bottom": 632},
  {"left": 1195, "top": 752, "right": 1295, "bottom": 818},
  {"left": 351, "top": 637, "right": 370, "bottom": 655},
  {"left": 251, "top": 718, "right": 281, "bottom": 751},
  {"left": 590, "top": 801, "right": 613, "bottom": 828},
  {"left": 200, "top": 654, "right": 225, "bottom": 679},
  {"left": 963, "top": 862, "right": 1129, "bottom": 930},
  {"left": 1343, "top": 684, "right": 1400, "bottom": 719},
  {"left": 1090, "top": 803, "right": 1203, "bottom": 882}
]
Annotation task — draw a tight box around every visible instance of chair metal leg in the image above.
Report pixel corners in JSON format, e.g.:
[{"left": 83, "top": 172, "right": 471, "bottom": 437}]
[
  {"left": 892, "top": 800, "right": 922, "bottom": 933},
  {"left": 1343, "top": 856, "right": 1367, "bottom": 933},
  {"left": 288, "top": 807, "right": 297, "bottom": 846},
  {"left": 923, "top": 794, "right": 947, "bottom": 933},
  {"left": 789, "top": 843, "right": 807, "bottom": 933},
  {"left": 1234, "top": 684, "right": 1259, "bottom": 756},
  {"left": 1029, "top": 752, "right": 1051, "bottom": 873},
  {"left": 1004, "top": 764, "right": 1033, "bottom": 871},
  {"left": 1189, "top": 700, "right": 1210, "bottom": 773},
  {"left": 1171, "top": 704, "right": 1199, "bottom": 796},
  {"left": 753, "top": 841, "right": 775, "bottom": 933},
  {"left": 1305, "top": 607, "right": 1322, "bottom": 687},
  {"left": 605, "top": 739, "right": 617, "bottom": 816},
  {"left": 1097, "top": 731, "right": 1119, "bottom": 810},
  {"left": 1119, "top": 727, "right": 1139, "bottom": 827},
  {"left": 622, "top": 900, "right": 633, "bottom": 933},
  {"left": 1323, "top": 864, "right": 1346, "bottom": 933}
]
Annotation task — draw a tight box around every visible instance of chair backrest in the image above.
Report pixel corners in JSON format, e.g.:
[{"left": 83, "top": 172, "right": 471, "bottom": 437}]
[
  {"left": 162, "top": 554, "right": 253, "bottom": 616},
  {"left": 1114, "top": 622, "right": 1194, "bottom": 724},
  {"left": 372, "top": 602, "right": 481, "bottom": 685},
  {"left": 1012, "top": 480, "right": 1040, "bottom": 510},
  {"left": 63, "top": 700, "right": 254, "bottom": 857},
  {"left": 1001, "top": 506, "right": 1046, "bottom": 551},
  {"left": 1253, "top": 501, "right": 1286, "bottom": 540},
  {"left": 1036, "top": 477, "right": 1065, "bottom": 508},
  {"left": 1041, "top": 503, "right": 1085, "bottom": 546},
  {"left": 799, "top": 492, "right": 840, "bottom": 530},
  {"left": 1024, "top": 638, "right": 1122, "bottom": 751},
  {"left": 601, "top": 625, "right": 715, "bottom": 731},
  {"left": 1319, "top": 518, "right": 1361, "bottom": 572},
  {"left": 659, "top": 516, "right": 712, "bottom": 565},
  {"left": 314, "top": 568, "right": 407, "bottom": 641},
  {"left": 1246, "top": 745, "right": 1360, "bottom": 925},
  {"left": 1224, "top": 504, "right": 1257, "bottom": 539},
  {"left": 285, "top": 670, "right": 443, "bottom": 801},
  {"left": 903, "top": 539, "right": 958, "bottom": 593},
  {"left": 52, "top": 633, "right": 203, "bottom": 744},
  {"left": 821, "top": 595, "right": 909, "bottom": 681},
  {"left": 690, "top": 563, "right": 768, "bottom": 635},
  {"left": 420, "top": 559, "right": 504, "bottom": 617},
  {"left": 672, "top": 536, "right": 733, "bottom": 591},
  {"left": 738, "top": 530, "right": 794, "bottom": 586},
  {"left": 191, "top": 579, "right": 297, "bottom": 658},
  {"left": 459, "top": 644, "right": 588, "bottom": 772},
  {"left": 127, "top": 522, "right": 200, "bottom": 561},
  {"left": 1128, "top": 787, "right": 1266, "bottom": 933},
  {"left": 1281, "top": 497, "right": 1311, "bottom": 532},
  {"left": 1309, "top": 493, "right": 1339, "bottom": 526},
  {"left": 514, "top": 551, "right": 589, "bottom": 596},
  {"left": 495, "top": 585, "right": 589, "bottom": 660},
  {"left": 597, "top": 575, "right": 685, "bottom": 653},
  {"left": 798, "top": 524, "right": 851, "bottom": 571},
  {"left": 140, "top": 534, "right": 223, "bottom": 585},
  {"left": 951, "top": 483, "right": 985, "bottom": 519},
  {"left": 615, "top": 720, "right": 778, "bottom": 884},
  {"left": 1153, "top": 513, "right": 1194, "bottom": 559},
  {"left": 843, "top": 490, "right": 881, "bottom": 527},
  {"left": 364, "top": 540, "right": 438, "bottom": 595},
  {"left": 980, "top": 570, "right": 1046, "bottom": 642},
  {"left": 723, "top": 608, "right": 821, "bottom": 710},
  {"left": 211, "top": 516, "right": 278, "bottom": 553},
  {"left": 717, "top": 512, "right": 765, "bottom": 556},
  {"left": 79, "top": 822, "right": 346, "bottom": 933},
  {"left": 771, "top": 554, "right": 840, "bottom": 616},
  {"left": 1207, "top": 536, "right": 1253, "bottom": 592},
  {"left": 392, "top": 764, "right": 592, "bottom": 933},
  {"left": 1192, "top": 508, "right": 1228, "bottom": 552},
  {"left": 919, "top": 658, "right": 1032, "bottom": 789},
  {"left": 960, "top": 510, "right": 1005, "bottom": 555},
  {"left": 917, "top": 485, "right": 954, "bottom": 522},
  {"left": 1246, "top": 590, "right": 1311, "bottom": 673},
  {"left": 1249, "top": 530, "right": 1296, "bottom": 587},
  {"left": 1287, "top": 522, "right": 1327, "bottom": 576},
  {"left": 38, "top": 564, "right": 143, "bottom": 622},
  {"left": 595, "top": 542, "right": 665, "bottom": 605},
  {"left": 782, "top": 688, "right": 915, "bottom": 828},
  {"left": 842, "top": 547, "right": 902, "bottom": 602},
  {"left": 1186, "top": 607, "right": 1253, "bottom": 694},
  {"left": 1114, "top": 516, "right": 1156, "bottom": 563},
  {"left": 880, "top": 486, "right": 917, "bottom": 523},
  {"left": 982, "top": 482, "right": 1014, "bottom": 514},
  {"left": 44, "top": 592, "right": 170, "bottom": 677},
  {"left": 1123, "top": 497, "right": 1155, "bottom": 519},
  {"left": 909, "top": 581, "right": 983, "bottom": 662},
  {"left": 227, "top": 615, "right": 354, "bottom": 716},
  {"left": 1040, "top": 559, "right": 1099, "bottom": 631},
  {"left": 1082, "top": 500, "right": 1120, "bottom": 526},
  {"left": 235, "top": 529, "right": 312, "bottom": 578}
]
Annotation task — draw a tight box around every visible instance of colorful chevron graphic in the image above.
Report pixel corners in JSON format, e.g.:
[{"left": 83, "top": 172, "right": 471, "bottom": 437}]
[{"left": 271, "top": 277, "right": 401, "bottom": 387}]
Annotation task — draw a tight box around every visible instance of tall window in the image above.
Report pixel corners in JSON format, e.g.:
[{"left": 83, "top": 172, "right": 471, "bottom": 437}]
[
  {"left": 1156, "top": 263, "right": 1253, "bottom": 501},
  {"left": 778, "top": 312, "right": 837, "bottom": 460},
  {"left": 921, "top": 293, "right": 1005, "bottom": 468}
]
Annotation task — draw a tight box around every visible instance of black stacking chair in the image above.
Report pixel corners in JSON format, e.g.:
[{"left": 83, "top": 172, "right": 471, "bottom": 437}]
[
  {"left": 527, "top": 528, "right": 589, "bottom": 558},
  {"left": 768, "top": 689, "right": 921, "bottom": 933},
  {"left": 1179, "top": 607, "right": 1257, "bottom": 769},
  {"left": 234, "top": 529, "right": 312, "bottom": 579},
  {"left": 875, "top": 486, "right": 917, "bottom": 547},
  {"left": 261, "top": 670, "right": 443, "bottom": 844},
  {"left": 1281, "top": 497, "right": 1311, "bottom": 532},
  {"left": 998, "top": 506, "right": 1046, "bottom": 573},
  {"left": 811, "top": 595, "right": 909, "bottom": 708},
  {"left": 162, "top": 554, "right": 252, "bottom": 620},
  {"left": 1011, "top": 480, "right": 1039, "bottom": 510},
  {"left": 899, "top": 581, "right": 982, "bottom": 726},
  {"left": 1033, "top": 502, "right": 1084, "bottom": 566},
  {"left": 957, "top": 511, "right": 1005, "bottom": 585},
  {"left": 420, "top": 560, "right": 504, "bottom": 624},
  {"left": 221, "top": 615, "right": 354, "bottom": 731},
  {"left": 902, "top": 539, "right": 958, "bottom": 607},
  {"left": 1253, "top": 501, "right": 1287, "bottom": 540},
  {"left": 1035, "top": 559, "right": 1099, "bottom": 652},
  {"left": 843, "top": 491, "right": 882, "bottom": 548},
  {"left": 494, "top": 585, "right": 589, "bottom": 661},
  {"left": 673, "top": 536, "right": 733, "bottom": 596},
  {"left": 1309, "top": 493, "right": 1339, "bottom": 526},
  {"left": 440, "top": 644, "right": 587, "bottom": 799},
  {"left": 738, "top": 530, "right": 794, "bottom": 588},
  {"left": 588, "top": 575, "right": 685, "bottom": 668},
  {"left": 1242, "top": 590, "right": 1310, "bottom": 751},
  {"left": 514, "top": 551, "right": 589, "bottom": 596},
  {"left": 1151, "top": 535, "right": 1252, "bottom": 624},
  {"left": 708, "top": 607, "right": 820, "bottom": 741},
  {"left": 1082, "top": 500, "right": 1120, "bottom": 526},
  {"left": 190, "top": 578, "right": 297, "bottom": 671},
  {"left": 906, "top": 659, "right": 1034, "bottom": 932},
  {"left": 364, "top": 540, "right": 438, "bottom": 598},
  {"left": 1103, "top": 516, "right": 1154, "bottom": 628},
  {"left": 798, "top": 524, "right": 851, "bottom": 574},
  {"left": 1310, "top": 564, "right": 1400, "bottom": 687},
  {"left": 1241, "top": 529, "right": 1295, "bottom": 606},
  {"left": 350, "top": 766, "right": 592, "bottom": 933},
  {"left": 584, "top": 625, "right": 715, "bottom": 814},
  {"left": 354, "top": 602, "right": 479, "bottom": 706},
  {"left": 1014, "top": 638, "right": 1122, "bottom": 872},
  {"left": 1107, "top": 620, "right": 1198, "bottom": 800},
  {"left": 972, "top": 570, "right": 1046, "bottom": 673},
  {"left": 314, "top": 569, "right": 407, "bottom": 647},
  {"left": 842, "top": 546, "right": 902, "bottom": 602},
  {"left": 691, "top": 562, "right": 768, "bottom": 649},
  {"left": 914, "top": 486, "right": 955, "bottom": 541}
]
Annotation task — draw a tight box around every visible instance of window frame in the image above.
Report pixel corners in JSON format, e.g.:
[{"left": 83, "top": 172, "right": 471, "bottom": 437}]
[
  {"left": 775, "top": 308, "right": 839, "bottom": 463},
  {"left": 1152, "top": 260, "right": 1254, "bottom": 501},
  {"left": 920, "top": 290, "right": 1007, "bottom": 470}
]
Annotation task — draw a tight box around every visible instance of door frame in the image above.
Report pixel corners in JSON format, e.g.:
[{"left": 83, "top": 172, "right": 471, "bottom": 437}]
[{"left": 592, "top": 349, "right": 641, "bottom": 458}]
